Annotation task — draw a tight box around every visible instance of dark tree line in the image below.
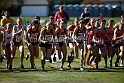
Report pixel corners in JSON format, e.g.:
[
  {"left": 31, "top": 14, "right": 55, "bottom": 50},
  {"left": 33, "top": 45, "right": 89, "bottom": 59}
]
[{"left": 0, "top": 0, "right": 24, "bottom": 16}]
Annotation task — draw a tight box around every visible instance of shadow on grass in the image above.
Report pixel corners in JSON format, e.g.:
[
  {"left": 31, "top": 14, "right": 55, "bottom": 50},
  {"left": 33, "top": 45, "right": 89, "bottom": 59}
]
[
  {"left": 70, "top": 67, "right": 124, "bottom": 72},
  {"left": 0, "top": 67, "right": 124, "bottom": 73},
  {"left": 0, "top": 68, "right": 39, "bottom": 73}
]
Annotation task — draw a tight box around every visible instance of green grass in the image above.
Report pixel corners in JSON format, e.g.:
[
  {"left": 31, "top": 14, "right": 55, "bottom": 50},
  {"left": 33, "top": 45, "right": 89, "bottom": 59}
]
[
  {"left": 0, "top": 17, "right": 124, "bottom": 83},
  {"left": 11, "top": 17, "right": 121, "bottom": 27}
]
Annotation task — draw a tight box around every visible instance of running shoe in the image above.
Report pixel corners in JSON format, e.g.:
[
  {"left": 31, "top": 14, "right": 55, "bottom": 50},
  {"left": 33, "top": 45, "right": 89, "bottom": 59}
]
[
  {"left": 60, "top": 66, "right": 64, "bottom": 71},
  {"left": 88, "top": 64, "right": 94, "bottom": 68},
  {"left": 20, "top": 64, "right": 24, "bottom": 68},
  {"left": 96, "top": 64, "right": 98, "bottom": 70},
  {"left": 80, "top": 67, "right": 84, "bottom": 71},
  {"left": 67, "top": 65, "right": 71, "bottom": 70},
  {"left": 104, "top": 64, "right": 107, "bottom": 68},
  {"left": 31, "top": 64, "right": 36, "bottom": 69},
  {"left": 120, "top": 63, "right": 123, "bottom": 67},
  {"left": 41, "top": 68, "right": 44, "bottom": 71},
  {"left": 9, "top": 64, "right": 12, "bottom": 70}
]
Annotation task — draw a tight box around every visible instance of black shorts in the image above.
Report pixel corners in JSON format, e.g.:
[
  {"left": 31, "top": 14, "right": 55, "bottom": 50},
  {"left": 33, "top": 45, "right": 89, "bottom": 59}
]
[
  {"left": 39, "top": 42, "right": 52, "bottom": 49},
  {"left": 31, "top": 43, "right": 38, "bottom": 46},
  {"left": 112, "top": 43, "right": 122, "bottom": 48},
  {"left": 56, "top": 42, "right": 65, "bottom": 47},
  {"left": 11, "top": 42, "right": 22, "bottom": 46},
  {"left": 78, "top": 41, "right": 83, "bottom": 44}
]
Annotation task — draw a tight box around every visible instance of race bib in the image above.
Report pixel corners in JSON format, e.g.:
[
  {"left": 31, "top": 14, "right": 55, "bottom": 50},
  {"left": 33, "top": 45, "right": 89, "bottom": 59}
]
[
  {"left": 30, "top": 33, "right": 37, "bottom": 43},
  {"left": 115, "top": 39, "right": 122, "bottom": 44},
  {"left": 16, "top": 35, "right": 22, "bottom": 42},
  {"left": 58, "top": 35, "right": 65, "bottom": 43},
  {"left": 77, "top": 36, "right": 84, "bottom": 41},
  {"left": 77, "top": 33, "right": 85, "bottom": 42},
  {"left": 93, "top": 38, "right": 104, "bottom": 45},
  {"left": 97, "top": 38, "right": 104, "bottom": 44},
  {"left": 44, "top": 35, "right": 52, "bottom": 42}
]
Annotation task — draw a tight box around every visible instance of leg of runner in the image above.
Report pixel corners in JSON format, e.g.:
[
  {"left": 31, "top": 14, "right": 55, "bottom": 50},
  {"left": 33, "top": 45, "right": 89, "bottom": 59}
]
[
  {"left": 18, "top": 43, "right": 24, "bottom": 68},
  {"left": 40, "top": 47, "right": 46, "bottom": 71},
  {"left": 100, "top": 47, "right": 107, "bottom": 68}
]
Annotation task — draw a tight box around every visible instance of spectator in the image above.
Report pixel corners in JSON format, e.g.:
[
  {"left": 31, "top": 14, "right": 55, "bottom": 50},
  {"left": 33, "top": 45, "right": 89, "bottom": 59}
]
[
  {"left": 54, "top": 5, "right": 69, "bottom": 28},
  {"left": 80, "top": 8, "right": 90, "bottom": 25},
  {"left": 1, "top": 10, "right": 14, "bottom": 27},
  {"left": 99, "top": 13, "right": 103, "bottom": 19}
]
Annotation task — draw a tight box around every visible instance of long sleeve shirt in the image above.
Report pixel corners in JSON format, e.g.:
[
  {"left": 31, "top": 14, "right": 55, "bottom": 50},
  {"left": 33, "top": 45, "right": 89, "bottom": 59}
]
[{"left": 54, "top": 11, "right": 69, "bottom": 23}]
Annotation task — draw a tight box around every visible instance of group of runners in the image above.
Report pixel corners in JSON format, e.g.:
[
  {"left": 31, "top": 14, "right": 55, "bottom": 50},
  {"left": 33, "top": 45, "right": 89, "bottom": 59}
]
[{"left": 0, "top": 9, "right": 124, "bottom": 71}]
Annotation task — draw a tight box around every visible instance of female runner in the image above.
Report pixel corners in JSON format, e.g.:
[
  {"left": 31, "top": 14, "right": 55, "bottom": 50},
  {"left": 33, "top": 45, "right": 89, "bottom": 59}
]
[
  {"left": 39, "top": 22, "right": 54, "bottom": 71},
  {"left": 2, "top": 23, "right": 12, "bottom": 69},
  {"left": 105, "top": 20, "right": 114, "bottom": 68},
  {"left": 67, "top": 17, "right": 79, "bottom": 69},
  {"left": 54, "top": 21, "right": 68, "bottom": 71},
  {"left": 93, "top": 19, "right": 107, "bottom": 70},
  {"left": 25, "top": 20, "right": 40, "bottom": 69},
  {"left": 9, "top": 18, "right": 27, "bottom": 70},
  {"left": 72, "top": 20, "right": 86, "bottom": 71},
  {"left": 112, "top": 22, "right": 124, "bottom": 67}
]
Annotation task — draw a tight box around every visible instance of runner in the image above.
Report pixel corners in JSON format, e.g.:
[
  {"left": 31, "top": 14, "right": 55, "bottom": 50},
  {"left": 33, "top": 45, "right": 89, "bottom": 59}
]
[
  {"left": 9, "top": 18, "right": 27, "bottom": 70},
  {"left": 1, "top": 23, "right": 12, "bottom": 69},
  {"left": 93, "top": 19, "right": 107, "bottom": 70},
  {"left": 67, "top": 17, "right": 79, "bottom": 69},
  {"left": 105, "top": 20, "right": 114, "bottom": 68},
  {"left": 112, "top": 22, "right": 124, "bottom": 67},
  {"left": 39, "top": 22, "right": 54, "bottom": 71},
  {"left": 48, "top": 16, "right": 58, "bottom": 56},
  {"left": 72, "top": 20, "right": 86, "bottom": 71},
  {"left": 54, "top": 21, "right": 68, "bottom": 70},
  {"left": 25, "top": 20, "right": 40, "bottom": 69},
  {"left": 85, "top": 18, "right": 97, "bottom": 68},
  {"left": 25, "top": 16, "right": 42, "bottom": 60}
]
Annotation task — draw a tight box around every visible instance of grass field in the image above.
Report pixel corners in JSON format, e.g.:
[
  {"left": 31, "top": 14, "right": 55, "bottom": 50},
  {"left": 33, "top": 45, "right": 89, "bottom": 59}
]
[{"left": 0, "top": 17, "right": 124, "bottom": 83}]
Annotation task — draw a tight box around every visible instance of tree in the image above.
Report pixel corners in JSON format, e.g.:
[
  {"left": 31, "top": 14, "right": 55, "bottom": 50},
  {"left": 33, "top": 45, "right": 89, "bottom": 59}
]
[{"left": 0, "top": 0, "right": 24, "bottom": 10}]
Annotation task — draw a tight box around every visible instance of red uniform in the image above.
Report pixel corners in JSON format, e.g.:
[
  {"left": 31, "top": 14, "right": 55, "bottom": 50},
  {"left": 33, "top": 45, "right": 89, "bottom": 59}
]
[
  {"left": 68, "top": 24, "right": 76, "bottom": 37},
  {"left": 76, "top": 26, "right": 85, "bottom": 43},
  {"left": 28, "top": 27, "right": 40, "bottom": 45},
  {"left": 43, "top": 27, "right": 53, "bottom": 42},
  {"left": 56, "top": 28, "right": 67, "bottom": 47},
  {"left": 85, "top": 26, "right": 95, "bottom": 45},
  {"left": 95, "top": 28, "right": 107, "bottom": 47},
  {"left": 105, "top": 27, "right": 114, "bottom": 46},
  {"left": 111, "top": 29, "right": 123, "bottom": 47}
]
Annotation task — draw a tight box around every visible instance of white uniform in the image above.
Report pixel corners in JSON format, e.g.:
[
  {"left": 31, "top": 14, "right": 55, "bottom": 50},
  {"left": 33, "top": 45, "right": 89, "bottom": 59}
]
[
  {"left": 5, "top": 31, "right": 12, "bottom": 43},
  {"left": 13, "top": 25, "right": 24, "bottom": 42}
]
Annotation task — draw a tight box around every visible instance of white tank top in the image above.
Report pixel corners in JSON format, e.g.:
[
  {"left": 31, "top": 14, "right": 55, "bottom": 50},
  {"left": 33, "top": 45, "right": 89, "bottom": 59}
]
[
  {"left": 5, "top": 31, "right": 12, "bottom": 42},
  {"left": 14, "top": 25, "right": 24, "bottom": 42}
]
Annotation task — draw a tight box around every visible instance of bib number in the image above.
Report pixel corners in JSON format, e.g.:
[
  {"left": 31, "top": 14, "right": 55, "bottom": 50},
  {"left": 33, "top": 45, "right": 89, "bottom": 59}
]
[
  {"left": 30, "top": 33, "right": 37, "bottom": 43},
  {"left": 16, "top": 36, "right": 22, "bottom": 42},
  {"left": 44, "top": 35, "right": 52, "bottom": 42},
  {"left": 115, "top": 39, "right": 122, "bottom": 44},
  {"left": 58, "top": 35, "right": 65, "bottom": 43}
]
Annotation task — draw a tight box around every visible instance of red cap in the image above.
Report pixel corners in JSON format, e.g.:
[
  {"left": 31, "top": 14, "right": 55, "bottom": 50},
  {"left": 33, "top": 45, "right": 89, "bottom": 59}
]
[{"left": 59, "top": 5, "right": 63, "bottom": 9}]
